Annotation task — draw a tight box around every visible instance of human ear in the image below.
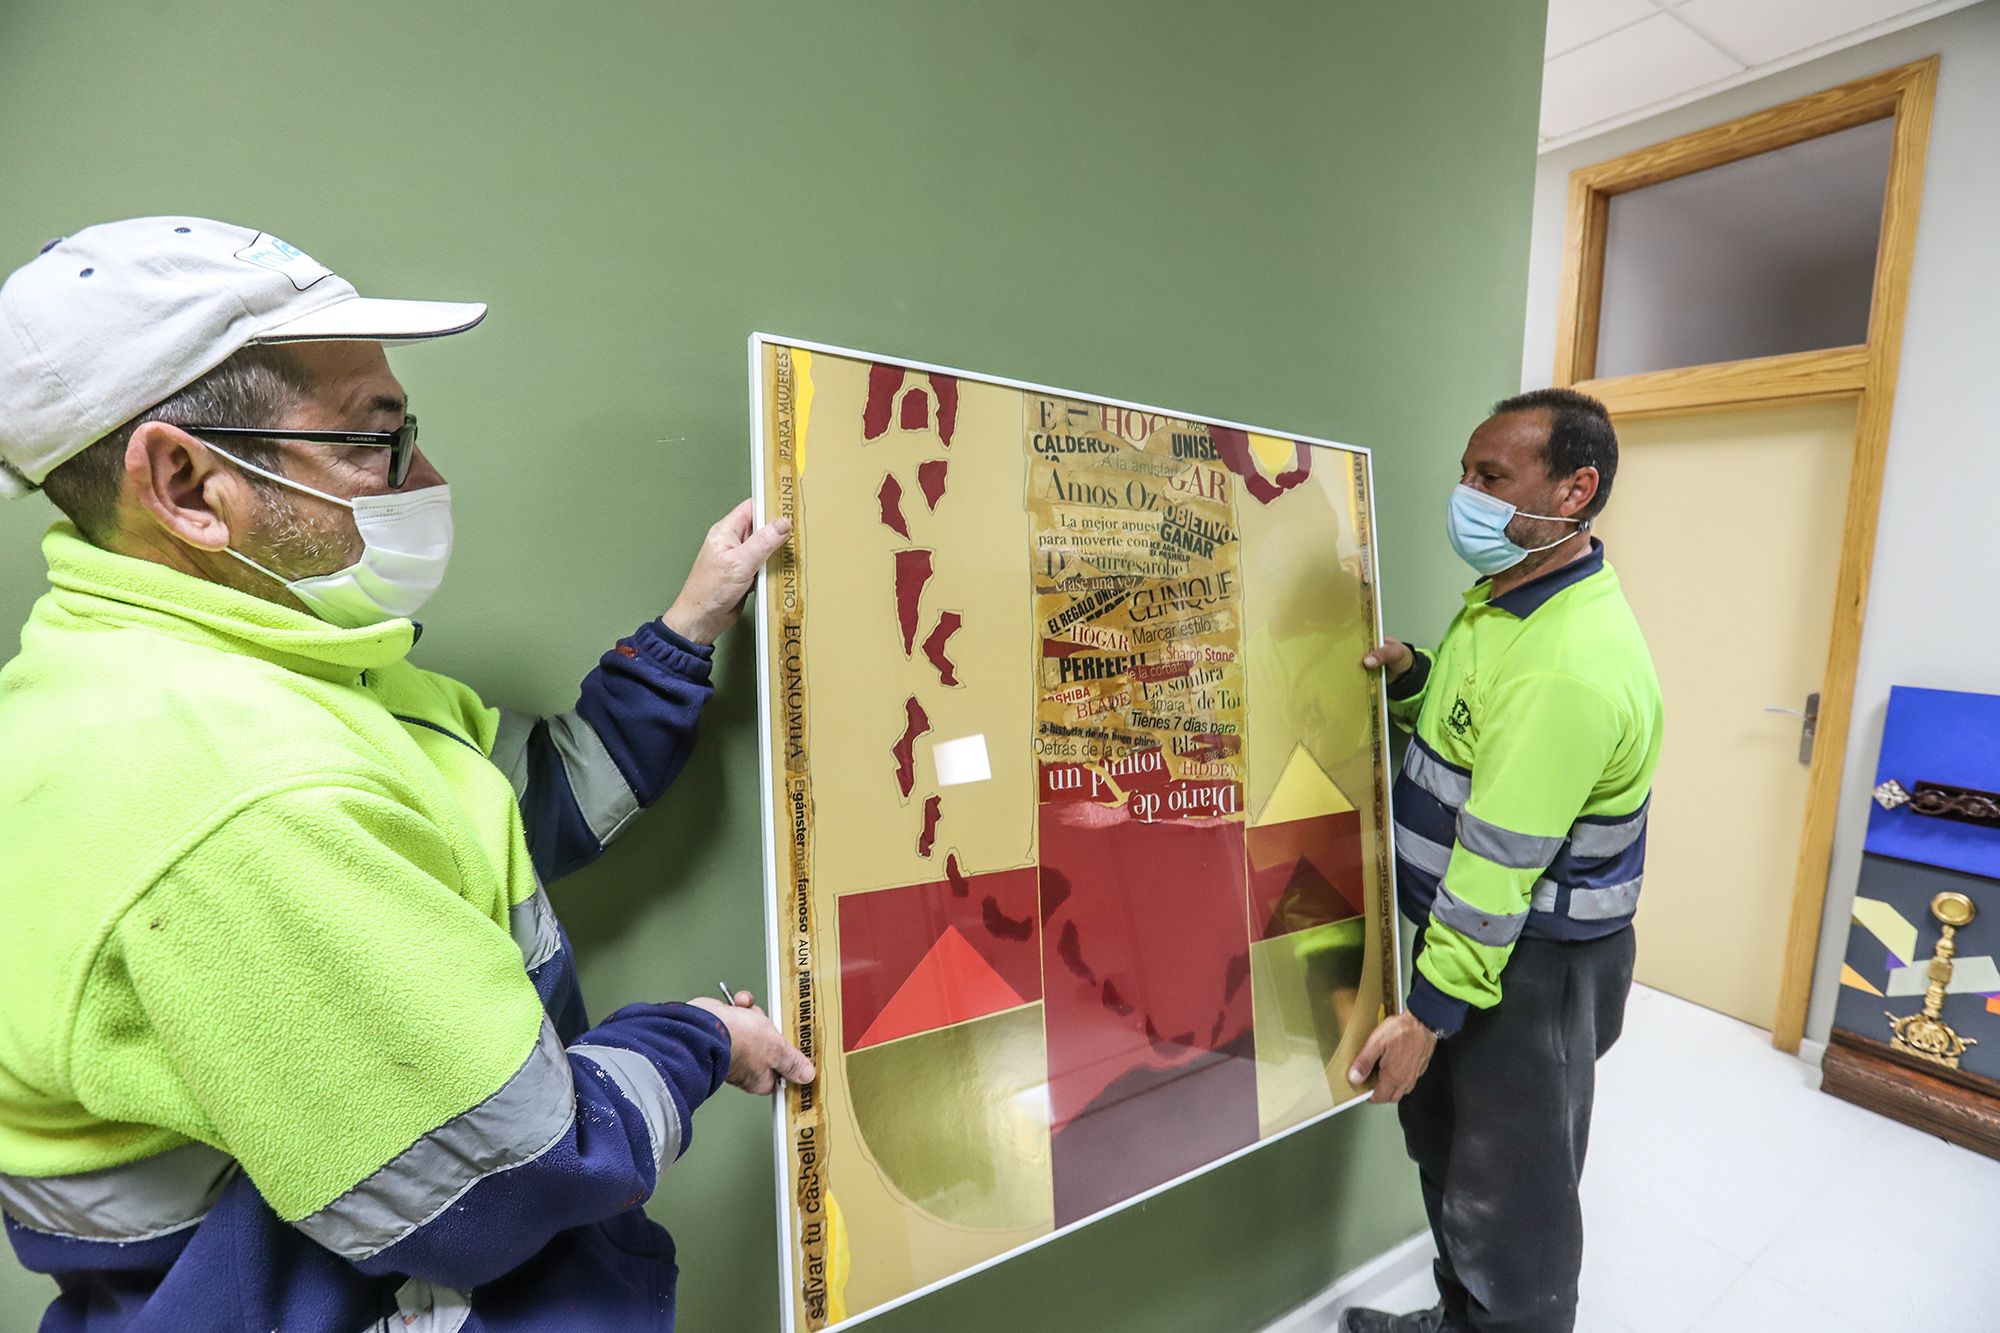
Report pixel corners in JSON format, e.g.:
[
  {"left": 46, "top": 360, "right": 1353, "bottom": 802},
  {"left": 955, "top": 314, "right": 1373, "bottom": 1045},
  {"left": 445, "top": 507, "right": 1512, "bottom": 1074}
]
[
  {"left": 1563, "top": 466, "right": 1600, "bottom": 519},
  {"left": 126, "top": 423, "right": 252, "bottom": 552}
]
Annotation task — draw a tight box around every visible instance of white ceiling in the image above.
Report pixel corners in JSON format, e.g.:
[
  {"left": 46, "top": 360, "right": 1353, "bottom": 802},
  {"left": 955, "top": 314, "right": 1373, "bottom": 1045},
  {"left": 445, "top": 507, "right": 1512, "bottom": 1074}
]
[{"left": 1540, "top": 0, "right": 1989, "bottom": 150}]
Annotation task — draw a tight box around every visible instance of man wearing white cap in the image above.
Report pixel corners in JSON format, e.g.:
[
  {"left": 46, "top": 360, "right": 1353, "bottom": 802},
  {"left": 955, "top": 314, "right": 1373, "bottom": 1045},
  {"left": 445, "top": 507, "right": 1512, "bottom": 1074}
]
[{"left": 0, "top": 217, "right": 812, "bottom": 1332}]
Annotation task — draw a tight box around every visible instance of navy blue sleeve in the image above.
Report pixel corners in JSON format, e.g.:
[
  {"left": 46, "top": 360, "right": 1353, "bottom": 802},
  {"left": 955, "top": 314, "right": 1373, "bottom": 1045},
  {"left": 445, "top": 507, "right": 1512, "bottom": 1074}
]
[
  {"left": 1405, "top": 972, "right": 1470, "bottom": 1038},
  {"left": 574, "top": 620, "right": 716, "bottom": 807},
  {"left": 498, "top": 619, "right": 717, "bottom": 883},
  {"left": 1387, "top": 647, "right": 1434, "bottom": 701},
  {"left": 353, "top": 1002, "right": 731, "bottom": 1291}
]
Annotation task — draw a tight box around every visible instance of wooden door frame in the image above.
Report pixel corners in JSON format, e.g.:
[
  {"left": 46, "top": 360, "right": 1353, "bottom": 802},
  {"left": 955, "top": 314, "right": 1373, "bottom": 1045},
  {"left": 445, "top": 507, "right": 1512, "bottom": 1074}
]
[{"left": 1551, "top": 58, "right": 1938, "bottom": 1053}]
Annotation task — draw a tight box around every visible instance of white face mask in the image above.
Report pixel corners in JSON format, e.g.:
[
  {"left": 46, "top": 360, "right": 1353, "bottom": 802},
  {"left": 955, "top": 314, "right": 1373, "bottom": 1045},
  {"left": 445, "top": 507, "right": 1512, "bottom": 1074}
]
[{"left": 205, "top": 443, "right": 453, "bottom": 629}]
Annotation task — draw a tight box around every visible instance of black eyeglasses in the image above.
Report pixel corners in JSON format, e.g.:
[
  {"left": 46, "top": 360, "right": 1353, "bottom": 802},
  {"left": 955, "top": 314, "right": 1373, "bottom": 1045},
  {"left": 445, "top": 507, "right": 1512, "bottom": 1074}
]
[{"left": 185, "top": 415, "right": 420, "bottom": 487}]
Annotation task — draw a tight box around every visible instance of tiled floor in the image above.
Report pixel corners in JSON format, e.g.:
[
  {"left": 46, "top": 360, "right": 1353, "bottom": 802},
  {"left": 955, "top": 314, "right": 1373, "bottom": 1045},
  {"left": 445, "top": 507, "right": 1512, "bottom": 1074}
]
[{"left": 1334, "top": 985, "right": 2000, "bottom": 1333}]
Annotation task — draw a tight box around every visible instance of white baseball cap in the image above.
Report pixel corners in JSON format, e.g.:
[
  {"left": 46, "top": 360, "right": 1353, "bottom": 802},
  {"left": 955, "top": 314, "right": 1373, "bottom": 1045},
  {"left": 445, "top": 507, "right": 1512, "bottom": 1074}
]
[{"left": 0, "top": 216, "right": 487, "bottom": 498}]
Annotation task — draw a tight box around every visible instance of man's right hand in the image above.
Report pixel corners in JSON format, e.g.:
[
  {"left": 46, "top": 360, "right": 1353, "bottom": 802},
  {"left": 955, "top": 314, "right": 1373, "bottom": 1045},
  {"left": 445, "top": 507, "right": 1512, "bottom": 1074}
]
[
  {"left": 689, "top": 993, "right": 816, "bottom": 1095},
  {"left": 1361, "top": 637, "right": 1415, "bottom": 684},
  {"left": 661, "top": 499, "right": 792, "bottom": 646}
]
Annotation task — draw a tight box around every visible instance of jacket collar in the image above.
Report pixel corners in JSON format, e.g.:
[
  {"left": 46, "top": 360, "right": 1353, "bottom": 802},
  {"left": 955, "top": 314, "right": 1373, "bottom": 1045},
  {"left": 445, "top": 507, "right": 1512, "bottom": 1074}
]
[
  {"left": 1472, "top": 537, "right": 1605, "bottom": 619},
  {"left": 39, "top": 523, "right": 416, "bottom": 684}
]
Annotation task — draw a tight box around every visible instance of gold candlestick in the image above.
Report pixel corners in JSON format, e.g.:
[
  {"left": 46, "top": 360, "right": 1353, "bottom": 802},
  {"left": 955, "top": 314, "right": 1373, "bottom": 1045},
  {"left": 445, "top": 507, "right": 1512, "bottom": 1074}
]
[{"left": 1887, "top": 891, "right": 1979, "bottom": 1069}]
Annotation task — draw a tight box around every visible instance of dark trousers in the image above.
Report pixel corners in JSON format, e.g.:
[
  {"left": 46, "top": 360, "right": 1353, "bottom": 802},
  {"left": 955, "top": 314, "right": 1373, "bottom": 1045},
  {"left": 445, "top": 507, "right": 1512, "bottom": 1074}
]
[{"left": 1397, "top": 929, "right": 1636, "bottom": 1333}]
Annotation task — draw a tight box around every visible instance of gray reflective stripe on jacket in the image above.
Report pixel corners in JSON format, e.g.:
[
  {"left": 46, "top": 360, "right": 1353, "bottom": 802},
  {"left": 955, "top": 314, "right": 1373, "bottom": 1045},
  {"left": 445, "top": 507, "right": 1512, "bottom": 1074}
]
[
  {"left": 1529, "top": 877, "right": 1643, "bottom": 919},
  {"left": 1402, "top": 817, "right": 1647, "bottom": 927},
  {"left": 494, "top": 708, "right": 642, "bottom": 847},
  {"left": 1398, "top": 760, "right": 1649, "bottom": 927},
  {"left": 296, "top": 1021, "right": 575, "bottom": 1261},
  {"left": 545, "top": 713, "right": 640, "bottom": 844},
  {"left": 1456, "top": 810, "right": 1565, "bottom": 871},
  {"left": 1432, "top": 880, "right": 1529, "bottom": 947},
  {"left": 1393, "top": 825, "right": 1452, "bottom": 879},
  {"left": 509, "top": 882, "right": 562, "bottom": 972},
  {"left": 1566, "top": 802, "right": 1649, "bottom": 858},
  {"left": 1566, "top": 878, "right": 1644, "bottom": 921},
  {"left": 569, "top": 1044, "right": 683, "bottom": 1174},
  {"left": 377, "top": 1278, "right": 472, "bottom": 1333},
  {"left": 0, "top": 1141, "right": 237, "bottom": 1242},
  {"left": 1402, "top": 742, "right": 1470, "bottom": 808},
  {"left": 490, "top": 709, "right": 537, "bottom": 799}
]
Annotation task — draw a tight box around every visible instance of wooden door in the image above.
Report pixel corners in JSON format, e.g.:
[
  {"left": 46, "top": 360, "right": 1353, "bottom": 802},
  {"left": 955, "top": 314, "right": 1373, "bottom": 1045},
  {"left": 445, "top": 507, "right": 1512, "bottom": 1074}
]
[{"left": 1595, "top": 399, "right": 1857, "bottom": 1029}]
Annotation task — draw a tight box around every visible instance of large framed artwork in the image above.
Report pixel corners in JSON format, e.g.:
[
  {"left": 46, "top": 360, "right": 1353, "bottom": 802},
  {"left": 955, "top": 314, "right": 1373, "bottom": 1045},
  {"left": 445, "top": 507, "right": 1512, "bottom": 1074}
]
[{"left": 750, "top": 335, "right": 1400, "bottom": 1331}]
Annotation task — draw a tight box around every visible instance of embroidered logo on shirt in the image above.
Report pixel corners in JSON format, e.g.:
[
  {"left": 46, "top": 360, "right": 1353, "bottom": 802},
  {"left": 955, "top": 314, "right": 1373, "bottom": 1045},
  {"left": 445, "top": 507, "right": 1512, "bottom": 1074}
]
[{"left": 1446, "top": 697, "right": 1473, "bottom": 738}]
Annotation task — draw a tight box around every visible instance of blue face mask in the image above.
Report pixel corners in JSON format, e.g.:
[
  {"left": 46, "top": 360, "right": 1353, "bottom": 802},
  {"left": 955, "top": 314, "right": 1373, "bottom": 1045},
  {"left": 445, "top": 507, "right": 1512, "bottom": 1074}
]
[{"left": 1447, "top": 483, "right": 1586, "bottom": 576}]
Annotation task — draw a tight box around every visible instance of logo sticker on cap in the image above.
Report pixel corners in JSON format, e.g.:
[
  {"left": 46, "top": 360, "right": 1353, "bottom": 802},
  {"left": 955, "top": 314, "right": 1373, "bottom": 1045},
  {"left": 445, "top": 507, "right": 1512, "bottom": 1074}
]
[{"left": 233, "top": 233, "right": 332, "bottom": 291}]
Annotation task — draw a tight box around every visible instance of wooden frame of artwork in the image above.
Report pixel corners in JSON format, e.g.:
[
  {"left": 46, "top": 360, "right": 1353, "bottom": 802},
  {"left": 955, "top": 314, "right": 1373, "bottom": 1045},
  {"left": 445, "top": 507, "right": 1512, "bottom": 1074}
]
[{"left": 1551, "top": 58, "right": 1938, "bottom": 1052}]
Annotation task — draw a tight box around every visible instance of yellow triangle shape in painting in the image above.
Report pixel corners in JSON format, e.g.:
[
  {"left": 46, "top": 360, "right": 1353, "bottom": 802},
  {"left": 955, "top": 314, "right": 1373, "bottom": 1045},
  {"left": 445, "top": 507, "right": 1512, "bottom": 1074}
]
[
  {"left": 1255, "top": 743, "right": 1355, "bottom": 827},
  {"left": 1851, "top": 897, "right": 1918, "bottom": 966},
  {"left": 1248, "top": 431, "right": 1295, "bottom": 477},
  {"left": 1839, "top": 963, "right": 1883, "bottom": 997}
]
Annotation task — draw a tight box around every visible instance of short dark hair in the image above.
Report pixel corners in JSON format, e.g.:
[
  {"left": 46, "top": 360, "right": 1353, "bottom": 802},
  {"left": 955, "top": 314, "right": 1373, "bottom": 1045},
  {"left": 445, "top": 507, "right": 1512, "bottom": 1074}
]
[
  {"left": 1490, "top": 387, "right": 1618, "bottom": 520},
  {"left": 40, "top": 345, "right": 313, "bottom": 546}
]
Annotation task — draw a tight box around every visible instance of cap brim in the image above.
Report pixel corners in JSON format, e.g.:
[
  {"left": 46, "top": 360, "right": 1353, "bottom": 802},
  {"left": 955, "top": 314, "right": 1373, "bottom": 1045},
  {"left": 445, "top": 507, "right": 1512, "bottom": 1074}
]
[
  {"left": 254, "top": 295, "right": 487, "bottom": 345},
  {"left": 0, "top": 459, "right": 38, "bottom": 498}
]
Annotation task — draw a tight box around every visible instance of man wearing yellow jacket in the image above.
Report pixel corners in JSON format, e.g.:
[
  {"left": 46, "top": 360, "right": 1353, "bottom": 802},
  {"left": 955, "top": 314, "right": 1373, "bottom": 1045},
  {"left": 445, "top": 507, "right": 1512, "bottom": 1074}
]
[
  {"left": 0, "top": 218, "right": 812, "bottom": 1332},
  {"left": 1345, "top": 390, "right": 1662, "bottom": 1333}
]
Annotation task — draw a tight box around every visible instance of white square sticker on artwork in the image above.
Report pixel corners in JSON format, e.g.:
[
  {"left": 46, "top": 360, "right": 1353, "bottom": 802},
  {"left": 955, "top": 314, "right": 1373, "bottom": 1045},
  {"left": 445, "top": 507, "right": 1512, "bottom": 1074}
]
[{"left": 932, "top": 735, "right": 992, "bottom": 787}]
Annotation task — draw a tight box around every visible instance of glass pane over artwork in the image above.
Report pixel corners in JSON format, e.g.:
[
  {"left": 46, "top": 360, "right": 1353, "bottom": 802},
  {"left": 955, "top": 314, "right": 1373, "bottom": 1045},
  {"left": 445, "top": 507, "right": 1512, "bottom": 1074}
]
[{"left": 754, "top": 339, "right": 1399, "bottom": 1331}]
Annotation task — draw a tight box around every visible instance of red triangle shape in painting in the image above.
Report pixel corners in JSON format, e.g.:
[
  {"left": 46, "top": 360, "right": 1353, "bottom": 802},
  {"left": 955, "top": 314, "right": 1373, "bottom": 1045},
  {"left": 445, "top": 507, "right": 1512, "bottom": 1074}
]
[
  {"left": 1262, "top": 857, "right": 1365, "bottom": 938},
  {"left": 852, "top": 925, "right": 1027, "bottom": 1049}
]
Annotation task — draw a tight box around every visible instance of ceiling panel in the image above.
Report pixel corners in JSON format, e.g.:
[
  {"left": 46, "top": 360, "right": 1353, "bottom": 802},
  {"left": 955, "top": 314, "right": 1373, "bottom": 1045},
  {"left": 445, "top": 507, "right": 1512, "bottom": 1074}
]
[
  {"left": 1545, "top": 0, "right": 1659, "bottom": 59},
  {"left": 1541, "top": 12, "right": 1744, "bottom": 141},
  {"left": 1540, "top": 0, "right": 1981, "bottom": 149},
  {"left": 1676, "top": 0, "right": 1934, "bottom": 65}
]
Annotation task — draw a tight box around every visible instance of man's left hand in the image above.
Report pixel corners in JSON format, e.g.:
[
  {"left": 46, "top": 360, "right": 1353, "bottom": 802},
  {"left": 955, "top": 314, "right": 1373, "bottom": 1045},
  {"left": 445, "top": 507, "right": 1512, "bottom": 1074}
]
[
  {"left": 1347, "top": 1011, "right": 1437, "bottom": 1104},
  {"left": 662, "top": 498, "right": 792, "bottom": 645},
  {"left": 688, "top": 991, "right": 816, "bottom": 1095}
]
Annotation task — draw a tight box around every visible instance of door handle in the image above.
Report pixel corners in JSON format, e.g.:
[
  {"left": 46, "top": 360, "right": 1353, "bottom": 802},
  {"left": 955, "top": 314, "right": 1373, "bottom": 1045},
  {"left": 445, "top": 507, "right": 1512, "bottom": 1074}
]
[{"left": 1762, "top": 693, "right": 1820, "bottom": 767}]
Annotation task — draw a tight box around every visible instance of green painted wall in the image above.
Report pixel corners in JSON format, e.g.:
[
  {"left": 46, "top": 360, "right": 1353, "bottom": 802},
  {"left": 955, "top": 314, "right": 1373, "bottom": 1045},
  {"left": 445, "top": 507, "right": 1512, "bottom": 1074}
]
[{"left": 0, "top": 3, "right": 1544, "bottom": 1328}]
